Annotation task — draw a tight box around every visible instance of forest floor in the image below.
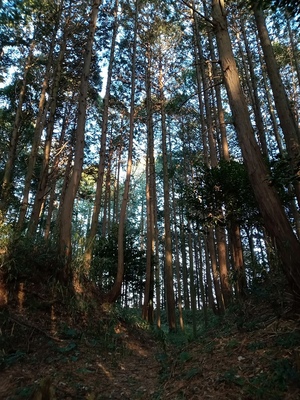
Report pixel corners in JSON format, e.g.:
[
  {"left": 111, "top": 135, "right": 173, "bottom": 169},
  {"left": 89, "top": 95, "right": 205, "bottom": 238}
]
[{"left": 1, "top": 281, "right": 300, "bottom": 399}]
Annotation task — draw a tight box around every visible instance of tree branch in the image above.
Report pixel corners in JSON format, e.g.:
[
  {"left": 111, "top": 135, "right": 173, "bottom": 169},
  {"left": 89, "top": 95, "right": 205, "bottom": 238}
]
[{"left": 179, "top": 0, "right": 215, "bottom": 26}]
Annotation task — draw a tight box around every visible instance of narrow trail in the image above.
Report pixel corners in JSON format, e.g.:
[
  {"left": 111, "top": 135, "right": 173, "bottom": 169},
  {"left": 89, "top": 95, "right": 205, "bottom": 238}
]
[
  {"left": 1, "top": 289, "right": 300, "bottom": 399},
  {"left": 0, "top": 310, "right": 162, "bottom": 399}
]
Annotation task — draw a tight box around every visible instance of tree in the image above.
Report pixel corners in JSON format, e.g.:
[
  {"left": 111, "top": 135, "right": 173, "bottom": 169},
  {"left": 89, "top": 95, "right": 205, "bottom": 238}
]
[
  {"left": 102, "top": 0, "right": 139, "bottom": 304},
  {"left": 84, "top": 0, "right": 119, "bottom": 270},
  {"left": 58, "top": 0, "right": 101, "bottom": 279},
  {"left": 211, "top": 0, "right": 300, "bottom": 304}
]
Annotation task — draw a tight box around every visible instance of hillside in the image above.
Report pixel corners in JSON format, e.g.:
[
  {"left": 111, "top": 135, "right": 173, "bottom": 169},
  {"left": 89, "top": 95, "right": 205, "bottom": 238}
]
[{"left": 1, "top": 281, "right": 300, "bottom": 400}]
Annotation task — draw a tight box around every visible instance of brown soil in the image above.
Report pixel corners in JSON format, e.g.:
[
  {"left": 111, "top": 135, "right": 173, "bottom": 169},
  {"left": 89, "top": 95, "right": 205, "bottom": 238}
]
[{"left": 1, "top": 282, "right": 300, "bottom": 400}]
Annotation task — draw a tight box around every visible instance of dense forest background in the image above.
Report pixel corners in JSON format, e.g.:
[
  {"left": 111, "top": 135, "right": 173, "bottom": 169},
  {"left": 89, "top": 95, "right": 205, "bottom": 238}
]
[
  {"left": 1, "top": 0, "right": 300, "bottom": 329},
  {"left": 1, "top": 0, "right": 300, "bottom": 398}
]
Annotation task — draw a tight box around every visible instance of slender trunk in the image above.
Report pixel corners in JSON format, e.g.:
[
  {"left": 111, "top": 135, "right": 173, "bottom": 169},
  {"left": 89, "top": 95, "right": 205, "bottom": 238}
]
[
  {"left": 102, "top": 149, "right": 113, "bottom": 237},
  {"left": 159, "top": 58, "right": 176, "bottom": 332},
  {"left": 113, "top": 146, "right": 122, "bottom": 224},
  {"left": 254, "top": 6, "right": 300, "bottom": 205},
  {"left": 258, "top": 44, "right": 284, "bottom": 153},
  {"left": 44, "top": 106, "right": 70, "bottom": 240},
  {"left": 207, "top": 226, "right": 224, "bottom": 313},
  {"left": 193, "top": 7, "right": 218, "bottom": 167},
  {"left": 191, "top": 9, "right": 209, "bottom": 164},
  {"left": 103, "top": 0, "right": 138, "bottom": 303},
  {"left": 172, "top": 177, "right": 184, "bottom": 330},
  {"left": 215, "top": 225, "right": 231, "bottom": 307},
  {"left": 17, "top": 24, "right": 59, "bottom": 231},
  {"left": 239, "top": 19, "right": 268, "bottom": 157},
  {"left": 180, "top": 209, "right": 190, "bottom": 309},
  {"left": 212, "top": 0, "right": 300, "bottom": 303},
  {"left": 287, "top": 19, "right": 300, "bottom": 96},
  {"left": 230, "top": 219, "right": 247, "bottom": 297},
  {"left": 85, "top": 0, "right": 119, "bottom": 268},
  {"left": 0, "top": 42, "right": 35, "bottom": 218},
  {"left": 194, "top": 4, "right": 231, "bottom": 307},
  {"left": 58, "top": 0, "right": 101, "bottom": 277},
  {"left": 204, "top": 235, "right": 216, "bottom": 312},
  {"left": 143, "top": 41, "right": 155, "bottom": 322},
  {"left": 195, "top": 234, "right": 208, "bottom": 325},
  {"left": 188, "top": 224, "right": 197, "bottom": 337},
  {"left": 28, "top": 20, "right": 68, "bottom": 236}
]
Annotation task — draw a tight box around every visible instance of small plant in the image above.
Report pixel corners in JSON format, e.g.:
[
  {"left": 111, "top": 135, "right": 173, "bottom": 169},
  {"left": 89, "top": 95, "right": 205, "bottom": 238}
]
[
  {"left": 245, "top": 358, "right": 300, "bottom": 399},
  {"left": 178, "top": 351, "right": 192, "bottom": 363},
  {"left": 226, "top": 338, "right": 239, "bottom": 350},
  {"left": 275, "top": 332, "right": 300, "bottom": 349}
]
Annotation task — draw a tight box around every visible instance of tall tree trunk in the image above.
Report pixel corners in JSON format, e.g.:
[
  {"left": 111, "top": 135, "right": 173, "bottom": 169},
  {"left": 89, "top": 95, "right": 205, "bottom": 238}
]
[
  {"left": 191, "top": 8, "right": 209, "bottom": 164},
  {"left": 193, "top": 5, "right": 231, "bottom": 307},
  {"left": 194, "top": 234, "right": 207, "bottom": 318},
  {"left": 204, "top": 235, "right": 216, "bottom": 313},
  {"left": 207, "top": 226, "right": 225, "bottom": 313},
  {"left": 180, "top": 208, "right": 190, "bottom": 309},
  {"left": 239, "top": 18, "right": 268, "bottom": 157},
  {"left": 230, "top": 219, "right": 247, "bottom": 297},
  {"left": 254, "top": 6, "right": 300, "bottom": 204},
  {"left": 188, "top": 223, "right": 197, "bottom": 337},
  {"left": 103, "top": 0, "right": 138, "bottom": 303},
  {"left": 257, "top": 43, "right": 284, "bottom": 154},
  {"left": 159, "top": 58, "right": 176, "bottom": 332},
  {"left": 84, "top": 0, "right": 119, "bottom": 269},
  {"left": 44, "top": 105, "right": 71, "bottom": 240},
  {"left": 172, "top": 185, "right": 184, "bottom": 331},
  {"left": 28, "top": 18, "right": 68, "bottom": 236},
  {"left": 215, "top": 224, "right": 232, "bottom": 307},
  {"left": 0, "top": 41, "right": 35, "bottom": 219},
  {"left": 286, "top": 18, "right": 300, "bottom": 93},
  {"left": 143, "top": 40, "right": 155, "bottom": 322},
  {"left": 58, "top": 0, "right": 101, "bottom": 278},
  {"left": 101, "top": 149, "right": 113, "bottom": 237},
  {"left": 212, "top": 0, "right": 300, "bottom": 303},
  {"left": 17, "top": 22, "right": 59, "bottom": 231}
]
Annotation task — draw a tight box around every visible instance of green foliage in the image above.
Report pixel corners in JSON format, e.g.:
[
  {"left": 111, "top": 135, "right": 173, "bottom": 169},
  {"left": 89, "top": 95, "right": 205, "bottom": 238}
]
[
  {"left": 246, "top": 359, "right": 300, "bottom": 398},
  {"left": 0, "top": 349, "right": 25, "bottom": 370},
  {"left": 2, "top": 233, "right": 63, "bottom": 282},
  {"left": 178, "top": 351, "right": 192, "bottom": 363},
  {"left": 273, "top": 41, "right": 292, "bottom": 68},
  {"left": 275, "top": 332, "right": 300, "bottom": 348},
  {"left": 90, "top": 225, "right": 145, "bottom": 295},
  {"left": 184, "top": 159, "right": 259, "bottom": 229},
  {"left": 268, "top": 153, "right": 299, "bottom": 204},
  {"left": 114, "top": 306, "right": 150, "bottom": 330},
  {"left": 219, "top": 367, "right": 245, "bottom": 387},
  {"left": 184, "top": 367, "right": 201, "bottom": 380}
]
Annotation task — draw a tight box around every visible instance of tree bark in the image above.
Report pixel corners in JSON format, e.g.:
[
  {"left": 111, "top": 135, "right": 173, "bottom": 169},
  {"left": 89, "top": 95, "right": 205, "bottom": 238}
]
[
  {"left": 0, "top": 41, "right": 35, "bottom": 219},
  {"left": 143, "top": 40, "right": 155, "bottom": 323},
  {"left": 159, "top": 58, "right": 177, "bottom": 332},
  {"left": 58, "top": 0, "right": 101, "bottom": 277},
  {"left": 17, "top": 23, "right": 59, "bottom": 231},
  {"left": 84, "top": 0, "right": 119, "bottom": 269},
  {"left": 28, "top": 17, "right": 68, "bottom": 236},
  {"left": 212, "top": 0, "right": 300, "bottom": 303},
  {"left": 254, "top": 6, "right": 300, "bottom": 205},
  {"left": 102, "top": 0, "right": 138, "bottom": 303}
]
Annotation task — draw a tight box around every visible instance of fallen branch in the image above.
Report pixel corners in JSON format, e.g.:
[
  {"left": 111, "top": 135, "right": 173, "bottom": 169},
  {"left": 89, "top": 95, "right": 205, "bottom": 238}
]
[{"left": 8, "top": 314, "right": 64, "bottom": 342}]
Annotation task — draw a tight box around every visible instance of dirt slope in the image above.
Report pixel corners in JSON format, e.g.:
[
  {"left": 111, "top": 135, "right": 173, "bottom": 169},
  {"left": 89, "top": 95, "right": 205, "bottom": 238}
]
[{"left": 1, "top": 286, "right": 300, "bottom": 399}]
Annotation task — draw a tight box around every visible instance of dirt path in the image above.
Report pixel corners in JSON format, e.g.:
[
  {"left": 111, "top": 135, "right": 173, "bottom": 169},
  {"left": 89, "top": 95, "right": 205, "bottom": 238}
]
[
  {"left": 1, "top": 304, "right": 300, "bottom": 400},
  {"left": 0, "top": 312, "right": 163, "bottom": 399}
]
